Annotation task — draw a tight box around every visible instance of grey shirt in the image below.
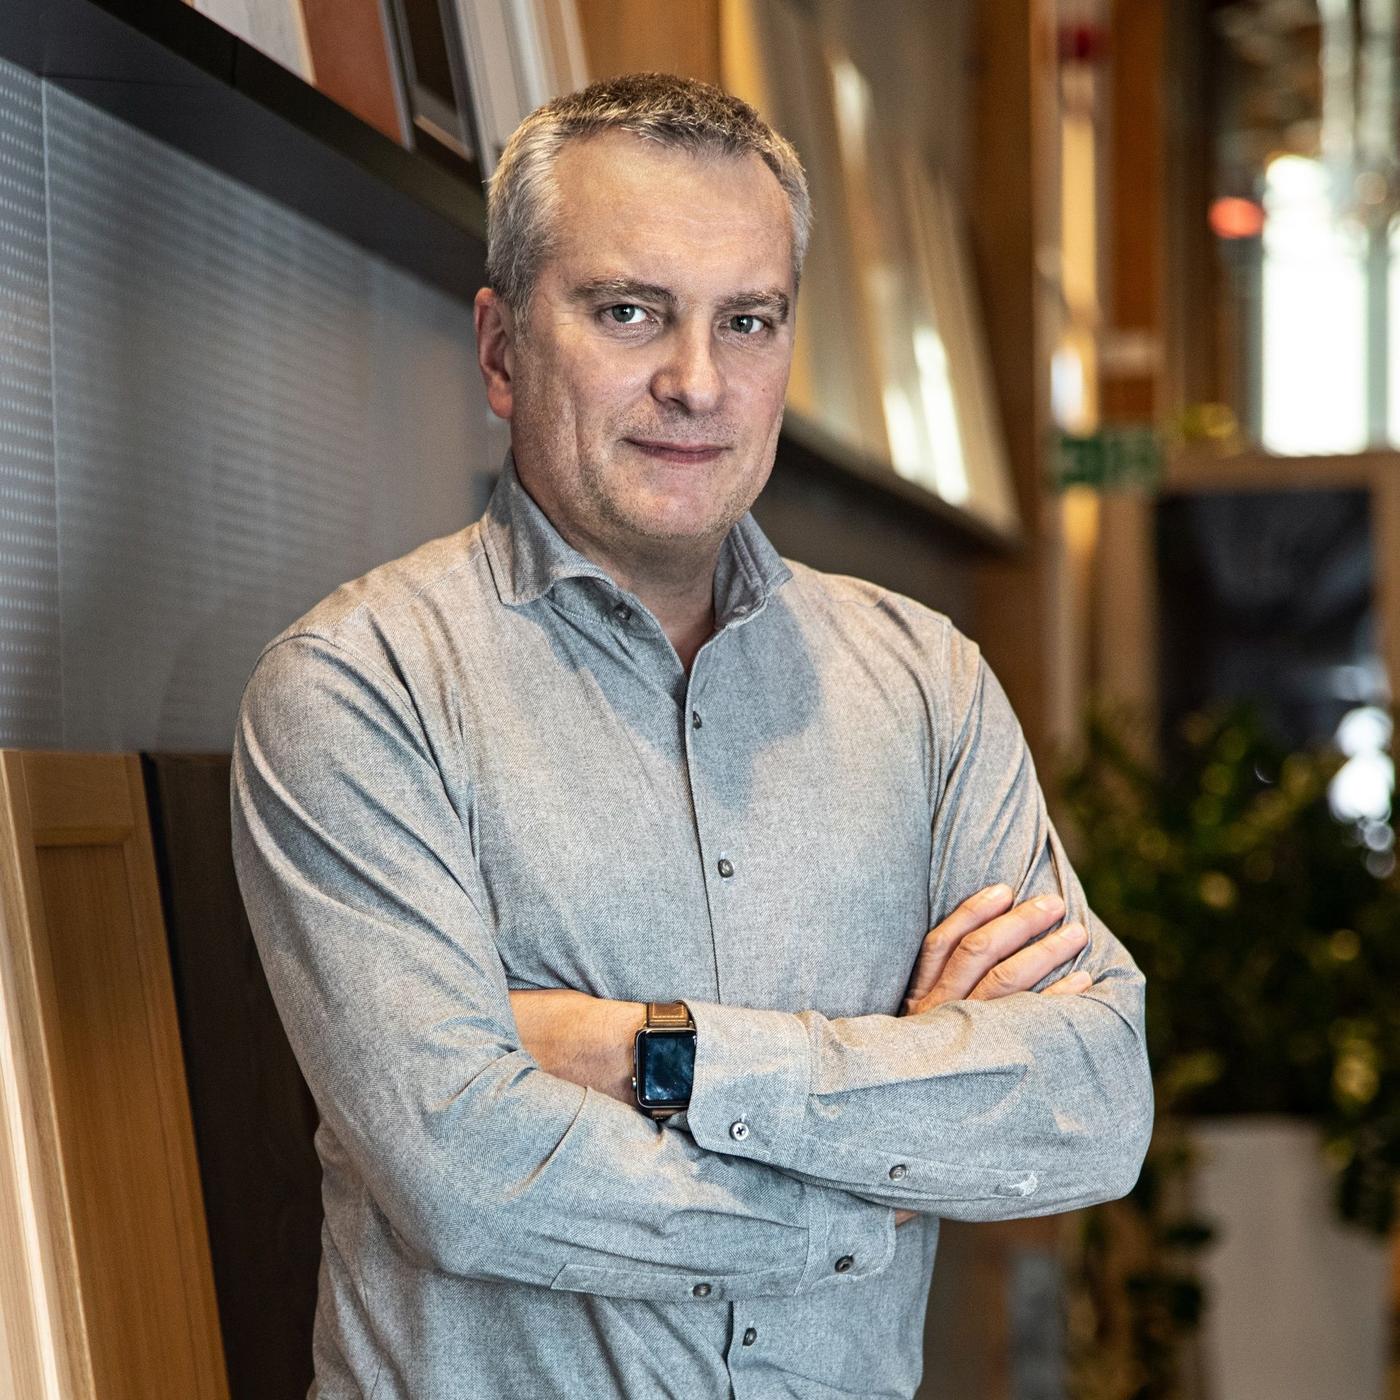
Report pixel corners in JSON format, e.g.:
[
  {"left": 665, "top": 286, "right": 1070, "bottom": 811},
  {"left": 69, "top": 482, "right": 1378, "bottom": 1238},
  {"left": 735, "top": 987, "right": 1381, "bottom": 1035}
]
[{"left": 231, "top": 458, "right": 1151, "bottom": 1400}]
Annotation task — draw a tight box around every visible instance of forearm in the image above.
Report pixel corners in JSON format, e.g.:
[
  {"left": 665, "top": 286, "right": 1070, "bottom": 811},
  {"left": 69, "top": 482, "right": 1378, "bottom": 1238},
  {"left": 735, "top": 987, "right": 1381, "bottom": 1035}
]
[
  {"left": 509, "top": 988, "right": 644, "bottom": 1107},
  {"left": 683, "top": 946, "right": 1152, "bottom": 1220},
  {"left": 508, "top": 908, "right": 1149, "bottom": 1221},
  {"left": 510, "top": 987, "right": 922, "bottom": 1227},
  {"left": 511, "top": 984, "right": 1148, "bottom": 1222}
]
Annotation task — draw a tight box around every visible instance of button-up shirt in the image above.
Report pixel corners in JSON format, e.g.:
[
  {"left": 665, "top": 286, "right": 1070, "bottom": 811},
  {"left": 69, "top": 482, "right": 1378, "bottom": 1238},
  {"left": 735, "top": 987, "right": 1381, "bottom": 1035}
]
[{"left": 231, "top": 457, "right": 1151, "bottom": 1399}]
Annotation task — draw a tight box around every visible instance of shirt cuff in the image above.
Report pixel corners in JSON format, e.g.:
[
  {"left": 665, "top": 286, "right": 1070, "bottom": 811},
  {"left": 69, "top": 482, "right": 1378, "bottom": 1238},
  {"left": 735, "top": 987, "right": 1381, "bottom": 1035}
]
[
  {"left": 685, "top": 1001, "right": 810, "bottom": 1168},
  {"left": 683, "top": 1001, "right": 896, "bottom": 1292}
]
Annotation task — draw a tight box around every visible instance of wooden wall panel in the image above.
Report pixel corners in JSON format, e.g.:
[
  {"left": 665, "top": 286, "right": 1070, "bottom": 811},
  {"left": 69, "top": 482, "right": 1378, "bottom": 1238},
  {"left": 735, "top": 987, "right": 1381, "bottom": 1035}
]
[
  {"left": 300, "top": 0, "right": 407, "bottom": 144},
  {"left": 0, "top": 751, "right": 227, "bottom": 1400}
]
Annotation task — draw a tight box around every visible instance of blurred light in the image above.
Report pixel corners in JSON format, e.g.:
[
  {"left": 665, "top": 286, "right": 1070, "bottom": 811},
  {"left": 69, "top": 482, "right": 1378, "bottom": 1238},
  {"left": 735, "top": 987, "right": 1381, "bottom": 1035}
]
[
  {"left": 1210, "top": 195, "right": 1266, "bottom": 239},
  {"left": 1261, "top": 155, "right": 1368, "bottom": 455},
  {"left": 1051, "top": 344, "right": 1087, "bottom": 430},
  {"left": 912, "top": 326, "right": 970, "bottom": 505},
  {"left": 882, "top": 385, "right": 923, "bottom": 480},
  {"left": 1331, "top": 704, "right": 1394, "bottom": 830},
  {"left": 1329, "top": 751, "right": 1394, "bottom": 822},
  {"left": 830, "top": 56, "right": 870, "bottom": 170},
  {"left": 1335, "top": 705, "right": 1392, "bottom": 756}
]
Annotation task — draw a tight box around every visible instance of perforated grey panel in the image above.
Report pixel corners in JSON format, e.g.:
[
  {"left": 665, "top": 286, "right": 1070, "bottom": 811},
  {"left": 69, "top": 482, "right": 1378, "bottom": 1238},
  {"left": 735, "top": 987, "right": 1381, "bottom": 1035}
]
[
  {"left": 0, "top": 63, "right": 62, "bottom": 747},
  {"left": 35, "top": 82, "right": 505, "bottom": 751}
]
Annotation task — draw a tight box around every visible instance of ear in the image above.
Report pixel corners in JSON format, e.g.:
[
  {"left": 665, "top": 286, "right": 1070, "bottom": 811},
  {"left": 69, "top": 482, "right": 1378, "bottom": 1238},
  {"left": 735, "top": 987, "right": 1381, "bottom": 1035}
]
[{"left": 474, "top": 287, "right": 517, "bottom": 420}]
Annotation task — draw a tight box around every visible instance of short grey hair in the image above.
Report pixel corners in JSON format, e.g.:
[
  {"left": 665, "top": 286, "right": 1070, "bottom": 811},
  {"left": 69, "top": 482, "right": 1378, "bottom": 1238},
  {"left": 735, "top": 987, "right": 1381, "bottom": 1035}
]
[{"left": 486, "top": 72, "right": 811, "bottom": 317}]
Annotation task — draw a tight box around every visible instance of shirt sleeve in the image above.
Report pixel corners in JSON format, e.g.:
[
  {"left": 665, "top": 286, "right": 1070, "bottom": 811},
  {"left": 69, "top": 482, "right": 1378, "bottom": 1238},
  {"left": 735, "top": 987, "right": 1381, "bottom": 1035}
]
[
  {"left": 682, "top": 637, "right": 1153, "bottom": 1220},
  {"left": 230, "top": 632, "right": 895, "bottom": 1303}
]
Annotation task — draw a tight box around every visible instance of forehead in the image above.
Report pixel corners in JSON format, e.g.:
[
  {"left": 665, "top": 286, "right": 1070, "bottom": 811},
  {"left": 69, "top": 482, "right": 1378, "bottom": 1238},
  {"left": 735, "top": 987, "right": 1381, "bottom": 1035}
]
[{"left": 543, "top": 131, "right": 794, "bottom": 293}]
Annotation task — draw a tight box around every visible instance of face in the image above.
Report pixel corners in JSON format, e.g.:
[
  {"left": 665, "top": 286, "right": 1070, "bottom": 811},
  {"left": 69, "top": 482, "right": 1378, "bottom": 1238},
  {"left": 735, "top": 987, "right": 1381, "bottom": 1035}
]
[{"left": 475, "top": 131, "right": 797, "bottom": 585}]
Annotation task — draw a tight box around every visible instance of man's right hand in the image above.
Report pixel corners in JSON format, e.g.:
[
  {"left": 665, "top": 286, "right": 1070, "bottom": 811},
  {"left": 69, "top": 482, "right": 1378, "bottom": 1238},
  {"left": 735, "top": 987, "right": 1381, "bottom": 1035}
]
[
  {"left": 901, "top": 884, "right": 1091, "bottom": 1018},
  {"left": 891, "top": 885, "right": 1090, "bottom": 1226}
]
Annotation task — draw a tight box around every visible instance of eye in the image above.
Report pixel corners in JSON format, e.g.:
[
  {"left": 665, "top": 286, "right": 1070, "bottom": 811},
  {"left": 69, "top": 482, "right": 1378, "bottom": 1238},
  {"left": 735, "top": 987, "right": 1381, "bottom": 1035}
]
[
  {"left": 605, "top": 304, "right": 648, "bottom": 325},
  {"left": 729, "top": 314, "right": 767, "bottom": 336}
]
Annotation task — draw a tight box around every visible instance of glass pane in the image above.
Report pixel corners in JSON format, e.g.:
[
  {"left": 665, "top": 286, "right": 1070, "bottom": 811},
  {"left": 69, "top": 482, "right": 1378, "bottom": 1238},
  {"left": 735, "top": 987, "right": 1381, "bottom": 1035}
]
[{"left": 1202, "top": 0, "right": 1400, "bottom": 451}]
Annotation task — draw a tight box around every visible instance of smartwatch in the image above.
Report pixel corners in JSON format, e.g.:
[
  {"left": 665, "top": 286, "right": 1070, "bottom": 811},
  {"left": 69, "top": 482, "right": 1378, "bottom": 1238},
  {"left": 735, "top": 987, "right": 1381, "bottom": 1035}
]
[{"left": 632, "top": 1001, "right": 696, "bottom": 1120}]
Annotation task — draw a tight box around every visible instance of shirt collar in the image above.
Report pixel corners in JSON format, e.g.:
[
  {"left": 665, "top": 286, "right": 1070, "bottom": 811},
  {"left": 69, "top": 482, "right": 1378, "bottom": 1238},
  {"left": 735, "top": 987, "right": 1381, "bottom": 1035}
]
[{"left": 481, "top": 451, "right": 792, "bottom": 625}]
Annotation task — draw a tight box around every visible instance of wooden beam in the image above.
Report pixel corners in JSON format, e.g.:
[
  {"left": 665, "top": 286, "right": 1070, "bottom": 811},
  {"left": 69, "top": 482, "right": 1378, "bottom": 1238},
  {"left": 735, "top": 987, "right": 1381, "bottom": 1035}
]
[
  {"left": 1164, "top": 448, "right": 1399, "bottom": 492},
  {"left": 969, "top": 0, "right": 1056, "bottom": 762}
]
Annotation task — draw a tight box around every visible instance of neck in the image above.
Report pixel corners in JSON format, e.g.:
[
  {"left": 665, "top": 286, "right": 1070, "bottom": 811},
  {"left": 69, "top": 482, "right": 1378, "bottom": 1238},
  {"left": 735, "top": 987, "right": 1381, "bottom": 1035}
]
[{"left": 594, "top": 543, "right": 720, "bottom": 673}]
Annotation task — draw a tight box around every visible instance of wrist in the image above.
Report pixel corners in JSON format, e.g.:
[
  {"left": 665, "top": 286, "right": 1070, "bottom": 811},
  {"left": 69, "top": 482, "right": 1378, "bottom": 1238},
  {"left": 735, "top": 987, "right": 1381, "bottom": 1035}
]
[{"left": 610, "top": 1001, "right": 646, "bottom": 1103}]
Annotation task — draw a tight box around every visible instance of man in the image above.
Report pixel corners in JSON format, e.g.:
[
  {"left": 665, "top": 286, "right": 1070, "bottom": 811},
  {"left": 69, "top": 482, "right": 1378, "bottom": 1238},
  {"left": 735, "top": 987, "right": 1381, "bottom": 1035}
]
[{"left": 232, "top": 72, "right": 1151, "bottom": 1400}]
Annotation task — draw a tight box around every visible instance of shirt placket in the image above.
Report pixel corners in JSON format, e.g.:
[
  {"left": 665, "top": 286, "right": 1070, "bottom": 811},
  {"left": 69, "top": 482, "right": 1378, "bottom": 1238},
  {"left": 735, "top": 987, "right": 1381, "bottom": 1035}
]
[{"left": 684, "top": 618, "right": 784, "bottom": 1398}]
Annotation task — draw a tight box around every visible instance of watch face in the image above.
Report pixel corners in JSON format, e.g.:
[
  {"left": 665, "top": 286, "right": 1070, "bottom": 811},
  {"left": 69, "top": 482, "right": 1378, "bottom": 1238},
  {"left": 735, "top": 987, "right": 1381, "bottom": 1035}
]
[{"left": 636, "top": 1029, "right": 696, "bottom": 1108}]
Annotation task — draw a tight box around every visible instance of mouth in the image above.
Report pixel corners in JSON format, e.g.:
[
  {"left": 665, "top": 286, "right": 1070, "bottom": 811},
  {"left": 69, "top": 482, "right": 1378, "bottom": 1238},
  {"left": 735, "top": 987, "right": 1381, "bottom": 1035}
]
[{"left": 625, "top": 438, "right": 729, "bottom": 465}]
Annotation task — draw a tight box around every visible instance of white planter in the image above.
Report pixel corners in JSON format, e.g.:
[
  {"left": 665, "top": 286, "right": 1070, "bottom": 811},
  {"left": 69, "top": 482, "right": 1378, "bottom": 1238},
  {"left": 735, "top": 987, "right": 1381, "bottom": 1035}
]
[{"left": 1190, "top": 1116, "right": 1392, "bottom": 1400}]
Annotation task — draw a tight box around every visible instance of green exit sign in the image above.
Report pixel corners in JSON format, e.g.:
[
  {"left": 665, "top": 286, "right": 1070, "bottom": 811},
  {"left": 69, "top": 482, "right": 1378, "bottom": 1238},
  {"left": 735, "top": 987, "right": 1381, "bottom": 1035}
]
[{"left": 1053, "top": 427, "right": 1163, "bottom": 490}]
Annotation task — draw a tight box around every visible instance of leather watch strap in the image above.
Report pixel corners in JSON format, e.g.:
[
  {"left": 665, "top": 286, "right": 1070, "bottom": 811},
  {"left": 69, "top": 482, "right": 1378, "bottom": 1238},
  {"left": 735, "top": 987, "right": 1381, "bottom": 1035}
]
[{"left": 646, "top": 1000, "right": 692, "bottom": 1028}]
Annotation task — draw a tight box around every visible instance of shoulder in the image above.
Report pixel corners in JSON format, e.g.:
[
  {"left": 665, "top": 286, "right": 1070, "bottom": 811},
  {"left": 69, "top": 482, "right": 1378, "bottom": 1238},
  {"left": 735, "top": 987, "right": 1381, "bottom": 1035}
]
[
  {"left": 778, "top": 559, "right": 982, "bottom": 687},
  {"left": 286, "top": 525, "right": 486, "bottom": 646},
  {"left": 243, "top": 524, "right": 489, "bottom": 709}
]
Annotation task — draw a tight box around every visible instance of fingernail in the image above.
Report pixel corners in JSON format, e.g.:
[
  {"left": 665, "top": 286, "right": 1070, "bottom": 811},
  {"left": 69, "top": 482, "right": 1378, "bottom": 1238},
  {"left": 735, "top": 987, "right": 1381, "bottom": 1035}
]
[
  {"left": 978, "top": 883, "right": 1011, "bottom": 904},
  {"left": 1070, "top": 971, "right": 1093, "bottom": 989},
  {"left": 1060, "top": 921, "right": 1086, "bottom": 940},
  {"left": 1033, "top": 894, "right": 1064, "bottom": 912}
]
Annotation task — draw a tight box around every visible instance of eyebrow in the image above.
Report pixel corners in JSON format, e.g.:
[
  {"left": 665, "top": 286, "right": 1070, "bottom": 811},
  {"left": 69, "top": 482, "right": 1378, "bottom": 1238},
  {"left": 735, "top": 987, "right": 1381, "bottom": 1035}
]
[
  {"left": 718, "top": 289, "right": 791, "bottom": 323},
  {"left": 569, "top": 277, "right": 791, "bottom": 324},
  {"left": 571, "top": 277, "right": 675, "bottom": 309}
]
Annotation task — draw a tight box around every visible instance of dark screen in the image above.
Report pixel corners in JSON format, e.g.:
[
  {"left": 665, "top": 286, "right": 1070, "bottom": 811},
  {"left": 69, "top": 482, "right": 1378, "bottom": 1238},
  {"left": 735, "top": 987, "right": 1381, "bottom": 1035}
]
[{"left": 639, "top": 1031, "right": 696, "bottom": 1106}]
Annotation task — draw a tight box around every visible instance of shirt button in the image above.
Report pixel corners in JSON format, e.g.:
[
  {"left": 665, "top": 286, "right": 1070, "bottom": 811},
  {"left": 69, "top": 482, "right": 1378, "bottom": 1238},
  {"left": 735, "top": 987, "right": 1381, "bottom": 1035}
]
[
  {"left": 717, "top": 858, "right": 734, "bottom": 878},
  {"left": 834, "top": 1255, "right": 855, "bottom": 1273},
  {"left": 613, "top": 603, "right": 632, "bottom": 623},
  {"left": 742, "top": 1327, "right": 758, "bottom": 1346},
  {"left": 729, "top": 1120, "right": 750, "bottom": 1141},
  {"left": 889, "top": 1164, "right": 908, "bottom": 1181},
  {"left": 692, "top": 710, "right": 702, "bottom": 730},
  {"left": 692, "top": 1282, "right": 711, "bottom": 1298}
]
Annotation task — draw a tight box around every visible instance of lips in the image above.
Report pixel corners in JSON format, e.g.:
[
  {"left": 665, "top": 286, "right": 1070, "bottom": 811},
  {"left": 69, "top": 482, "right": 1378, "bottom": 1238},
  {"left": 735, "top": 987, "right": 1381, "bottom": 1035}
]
[{"left": 626, "top": 439, "right": 728, "bottom": 463}]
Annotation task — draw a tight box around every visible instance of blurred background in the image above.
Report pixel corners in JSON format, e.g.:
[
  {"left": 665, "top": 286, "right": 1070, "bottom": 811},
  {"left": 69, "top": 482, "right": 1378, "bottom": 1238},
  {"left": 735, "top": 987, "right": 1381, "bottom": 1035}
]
[{"left": 0, "top": 1, "right": 1396, "bottom": 1398}]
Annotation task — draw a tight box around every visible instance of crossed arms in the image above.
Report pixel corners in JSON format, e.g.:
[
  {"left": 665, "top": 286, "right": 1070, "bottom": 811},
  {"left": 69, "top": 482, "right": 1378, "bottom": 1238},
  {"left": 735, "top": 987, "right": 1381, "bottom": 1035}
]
[{"left": 231, "top": 631, "right": 1152, "bottom": 1303}]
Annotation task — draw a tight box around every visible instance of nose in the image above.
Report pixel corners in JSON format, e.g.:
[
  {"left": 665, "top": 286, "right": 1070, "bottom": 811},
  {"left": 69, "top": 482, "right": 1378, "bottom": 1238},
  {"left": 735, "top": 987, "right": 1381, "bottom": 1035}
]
[{"left": 649, "top": 320, "right": 723, "bottom": 414}]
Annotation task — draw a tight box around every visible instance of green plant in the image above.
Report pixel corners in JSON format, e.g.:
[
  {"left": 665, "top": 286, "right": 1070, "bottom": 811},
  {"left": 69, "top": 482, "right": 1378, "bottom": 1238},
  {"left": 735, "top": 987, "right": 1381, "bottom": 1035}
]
[
  {"left": 1060, "top": 703, "right": 1400, "bottom": 1399},
  {"left": 1062, "top": 702, "right": 1400, "bottom": 1229}
]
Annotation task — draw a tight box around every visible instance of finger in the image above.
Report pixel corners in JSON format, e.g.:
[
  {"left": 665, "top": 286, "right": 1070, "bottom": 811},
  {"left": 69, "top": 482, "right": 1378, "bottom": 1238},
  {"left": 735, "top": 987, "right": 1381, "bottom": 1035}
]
[
  {"left": 934, "top": 893, "right": 1068, "bottom": 1001},
  {"left": 904, "top": 883, "right": 1014, "bottom": 1005},
  {"left": 1042, "top": 969, "right": 1093, "bottom": 996},
  {"left": 966, "top": 921, "right": 1088, "bottom": 1001}
]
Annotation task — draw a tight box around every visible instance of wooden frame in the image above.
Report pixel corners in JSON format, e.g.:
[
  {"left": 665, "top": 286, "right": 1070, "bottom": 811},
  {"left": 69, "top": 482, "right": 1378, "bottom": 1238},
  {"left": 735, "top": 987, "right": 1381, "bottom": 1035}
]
[{"left": 0, "top": 752, "right": 227, "bottom": 1399}]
